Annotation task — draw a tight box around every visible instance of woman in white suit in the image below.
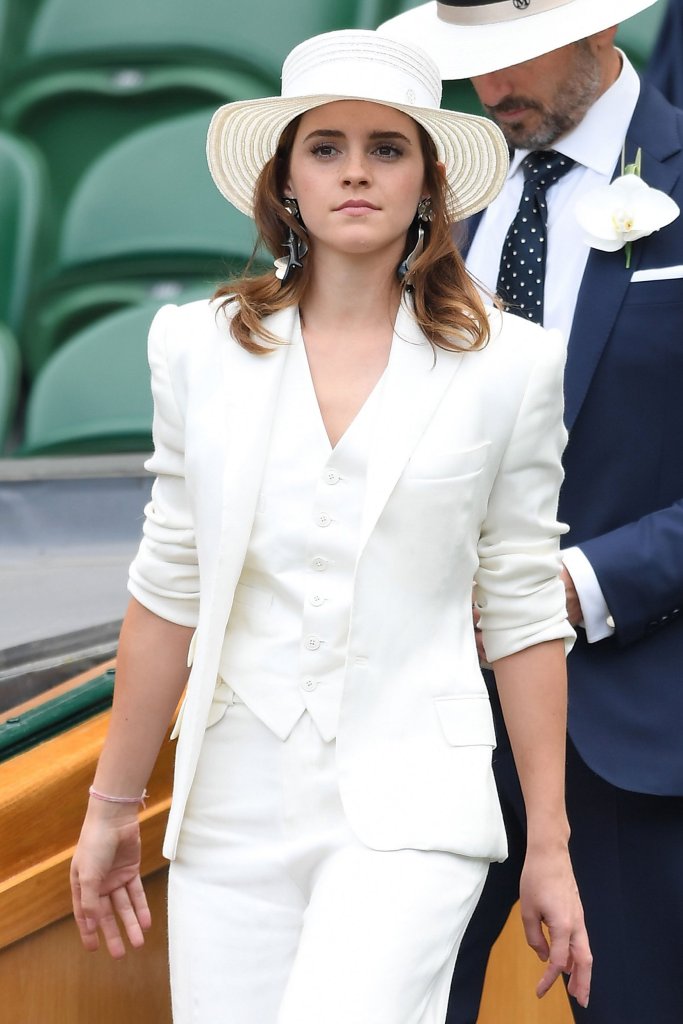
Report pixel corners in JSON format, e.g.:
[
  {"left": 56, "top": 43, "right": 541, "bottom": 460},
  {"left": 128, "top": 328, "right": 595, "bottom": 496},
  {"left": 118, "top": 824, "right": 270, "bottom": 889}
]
[{"left": 70, "top": 29, "right": 591, "bottom": 1023}]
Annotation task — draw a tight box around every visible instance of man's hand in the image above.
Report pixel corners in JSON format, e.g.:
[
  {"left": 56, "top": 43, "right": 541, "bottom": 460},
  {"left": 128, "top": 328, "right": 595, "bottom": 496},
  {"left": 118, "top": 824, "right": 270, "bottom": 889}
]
[{"left": 561, "top": 566, "right": 583, "bottom": 627}]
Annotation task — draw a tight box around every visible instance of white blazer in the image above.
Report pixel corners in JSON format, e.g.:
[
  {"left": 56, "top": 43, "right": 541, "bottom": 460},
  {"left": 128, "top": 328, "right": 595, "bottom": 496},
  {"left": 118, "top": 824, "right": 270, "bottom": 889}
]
[{"left": 128, "top": 297, "right": 573, "bottom": 861}]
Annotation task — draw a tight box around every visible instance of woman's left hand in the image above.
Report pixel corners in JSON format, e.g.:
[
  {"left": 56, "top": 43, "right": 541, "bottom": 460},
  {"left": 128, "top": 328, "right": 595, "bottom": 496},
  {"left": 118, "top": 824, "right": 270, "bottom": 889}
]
[{"left": 519, "top": 845, "right": 592, "bottom": 1009}]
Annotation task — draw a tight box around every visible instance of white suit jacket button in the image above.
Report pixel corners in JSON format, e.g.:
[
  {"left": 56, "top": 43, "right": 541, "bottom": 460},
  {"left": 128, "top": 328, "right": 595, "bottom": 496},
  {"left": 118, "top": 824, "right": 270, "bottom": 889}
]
[
  {"left": 316, "top": 512, "right": 332, "bottom": 527},
  {"left": 311, "top": 556, "right": 328, "bottom": 571},
  {"left": 301, "top": 678, "right": 318, "bottom": 692},
  {"left": 304, "top": 635, "right": 322, "bottom": 651},
  {"left": 325, "top": 470, "right": 340, "bottom": 485},
  {"left": 309, "top": 593, "right": 325, "bottom": 607}
]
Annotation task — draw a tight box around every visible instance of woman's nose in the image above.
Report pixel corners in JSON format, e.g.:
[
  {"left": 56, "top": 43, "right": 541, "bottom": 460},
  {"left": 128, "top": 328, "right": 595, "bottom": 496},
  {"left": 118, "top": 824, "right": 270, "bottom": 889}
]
[{"left": 341, "top": 150, "right": 370, "bottom": 186}]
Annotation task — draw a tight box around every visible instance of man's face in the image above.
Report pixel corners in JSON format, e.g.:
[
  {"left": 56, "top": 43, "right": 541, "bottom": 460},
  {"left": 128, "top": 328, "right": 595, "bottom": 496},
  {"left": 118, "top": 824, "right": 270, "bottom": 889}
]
[{"left": 471, "top": 40, "right": 603, "bottom": 150}]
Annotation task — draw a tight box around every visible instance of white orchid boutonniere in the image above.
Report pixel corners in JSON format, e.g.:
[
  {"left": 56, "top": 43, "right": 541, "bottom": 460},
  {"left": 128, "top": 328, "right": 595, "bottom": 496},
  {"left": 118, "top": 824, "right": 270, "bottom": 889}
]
[{"left": 575, "top": 148, "right": 680, "bottom": 268}]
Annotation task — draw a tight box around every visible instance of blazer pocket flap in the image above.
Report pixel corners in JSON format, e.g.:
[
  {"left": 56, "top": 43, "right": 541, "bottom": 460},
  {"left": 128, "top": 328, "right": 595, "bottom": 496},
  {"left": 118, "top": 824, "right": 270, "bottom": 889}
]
[
  {"left": 233, "top": 581, "right": 273, "bottom": 611},
  {"left": 433, "top": 695, "right": 496, "bottom": 747},
  {"left": 631, "top": 264, "right": 683, "bottom": 282},
  {"left": 407, "top": 442, "right": 490, "bottom": 480}
]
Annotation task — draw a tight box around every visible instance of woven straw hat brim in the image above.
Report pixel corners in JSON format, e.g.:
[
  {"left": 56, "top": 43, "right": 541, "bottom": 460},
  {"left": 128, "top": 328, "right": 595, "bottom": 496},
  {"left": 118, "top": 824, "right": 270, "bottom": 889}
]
[
  {"left": 380, "top": 0, "right": 658, "bottom": 80},
  {"left": 206, "top": 94, "right": 509, "bottom": 223}
]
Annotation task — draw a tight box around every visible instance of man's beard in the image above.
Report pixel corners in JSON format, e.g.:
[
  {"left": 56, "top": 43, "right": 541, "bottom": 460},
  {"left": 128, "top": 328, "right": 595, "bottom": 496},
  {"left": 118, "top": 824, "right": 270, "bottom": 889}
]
[{"left": 486, "top": 44, "right": 603, "bottom": 150}]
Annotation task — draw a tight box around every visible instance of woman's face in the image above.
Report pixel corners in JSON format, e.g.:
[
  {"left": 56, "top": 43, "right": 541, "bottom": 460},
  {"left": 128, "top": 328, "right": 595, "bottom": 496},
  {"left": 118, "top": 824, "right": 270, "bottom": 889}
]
[{"left": 285, "top": 100, "right": 427, "bottom": 263}]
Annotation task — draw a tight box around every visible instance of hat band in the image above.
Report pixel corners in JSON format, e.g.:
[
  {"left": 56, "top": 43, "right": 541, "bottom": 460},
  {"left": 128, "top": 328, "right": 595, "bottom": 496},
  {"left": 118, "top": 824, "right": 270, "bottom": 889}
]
[{"left": 436, "top": 0, "right": 574, "bottom": 26}]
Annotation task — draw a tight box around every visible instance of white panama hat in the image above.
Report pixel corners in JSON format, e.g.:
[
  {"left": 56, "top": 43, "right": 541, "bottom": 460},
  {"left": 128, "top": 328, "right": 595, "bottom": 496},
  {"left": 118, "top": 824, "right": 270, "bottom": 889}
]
[
  {"left": 206, "top": 29, "right": 509, "bottom": 223},
  {"left": 379, "top": 0, "right": 659, "bottom": 80}
]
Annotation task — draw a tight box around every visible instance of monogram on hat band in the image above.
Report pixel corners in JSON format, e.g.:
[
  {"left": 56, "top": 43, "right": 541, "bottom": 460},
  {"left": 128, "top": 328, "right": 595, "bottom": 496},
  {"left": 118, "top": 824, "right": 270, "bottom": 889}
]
[{"left": 437, "top": 0, "right": 574, "bottom": 26}]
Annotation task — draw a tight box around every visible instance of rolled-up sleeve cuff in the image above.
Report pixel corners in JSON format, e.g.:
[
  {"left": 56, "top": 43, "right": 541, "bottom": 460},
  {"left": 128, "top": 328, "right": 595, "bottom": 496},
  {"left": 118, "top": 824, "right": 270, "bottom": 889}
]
[{"left": 127, "top": 575, "right": 200, "bottom": 627}]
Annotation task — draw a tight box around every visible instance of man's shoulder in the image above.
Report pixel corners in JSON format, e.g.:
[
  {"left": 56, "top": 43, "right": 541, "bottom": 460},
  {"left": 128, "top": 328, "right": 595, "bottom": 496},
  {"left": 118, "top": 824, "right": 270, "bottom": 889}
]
[{"left": 628, "top": 79, "right": 683, "bottom": 161}]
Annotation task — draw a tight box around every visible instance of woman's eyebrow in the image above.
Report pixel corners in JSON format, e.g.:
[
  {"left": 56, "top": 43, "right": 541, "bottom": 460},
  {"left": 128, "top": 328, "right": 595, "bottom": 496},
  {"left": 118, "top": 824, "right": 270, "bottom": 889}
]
[{"left": 301, "top": 129, "right": 413, "bottom": 144}]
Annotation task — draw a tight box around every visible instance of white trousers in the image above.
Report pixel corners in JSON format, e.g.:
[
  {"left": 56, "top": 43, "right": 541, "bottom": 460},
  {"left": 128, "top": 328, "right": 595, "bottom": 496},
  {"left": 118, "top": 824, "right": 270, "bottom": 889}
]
[{"left": 168, "top": 694, "right": 488, "bottom": 1024}]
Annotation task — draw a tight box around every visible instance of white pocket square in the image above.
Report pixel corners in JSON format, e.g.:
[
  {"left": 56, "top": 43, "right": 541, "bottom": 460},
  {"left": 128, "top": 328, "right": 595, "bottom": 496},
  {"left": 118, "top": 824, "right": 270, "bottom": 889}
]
[{"left": 631, "top": 264, "right": 683, "bottom": 282}]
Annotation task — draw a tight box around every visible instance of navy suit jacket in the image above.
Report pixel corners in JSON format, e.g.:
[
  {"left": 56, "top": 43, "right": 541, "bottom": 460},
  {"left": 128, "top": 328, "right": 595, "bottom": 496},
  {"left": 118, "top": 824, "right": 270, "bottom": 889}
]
[
  {"left": 467, "top": 80, "right": 683, "bottom": 797},
  {"left": 646, "top": 0, "right": 683, "bottom": 108}
]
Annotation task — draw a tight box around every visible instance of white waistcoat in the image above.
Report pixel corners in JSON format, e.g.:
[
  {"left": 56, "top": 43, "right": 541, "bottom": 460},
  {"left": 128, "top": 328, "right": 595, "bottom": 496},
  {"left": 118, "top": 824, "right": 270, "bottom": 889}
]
[{"left": 217, "top": 324, "right": 384, "bottom": 742}]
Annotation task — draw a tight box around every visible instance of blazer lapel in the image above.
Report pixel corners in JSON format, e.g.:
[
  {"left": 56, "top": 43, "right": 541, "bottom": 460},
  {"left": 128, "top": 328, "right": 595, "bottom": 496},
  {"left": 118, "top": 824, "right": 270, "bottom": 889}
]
[
  {"left": 564, "top": 82, "right": 682, "bottom": 429},
  {"left": 358, "top": 299, "right": 465, "bottom": 554},
  {"left": 212, "top": 305, "right": 295, "bottom": 609}
]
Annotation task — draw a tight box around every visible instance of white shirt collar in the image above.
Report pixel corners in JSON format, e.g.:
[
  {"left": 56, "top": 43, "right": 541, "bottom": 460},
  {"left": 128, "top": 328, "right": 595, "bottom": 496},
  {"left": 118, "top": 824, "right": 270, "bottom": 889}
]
[{"left": 508, "top": 51, "right": 641, "bottom": 179}]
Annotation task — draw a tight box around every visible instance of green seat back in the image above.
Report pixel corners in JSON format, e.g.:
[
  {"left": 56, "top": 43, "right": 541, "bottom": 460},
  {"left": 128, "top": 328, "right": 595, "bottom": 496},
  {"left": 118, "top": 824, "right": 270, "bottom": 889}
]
[
  {"left": 21, "top": 298, "right": 209, "bottom": 455},
  {"left": 0, "top": 0, "right": 44, "bottom": 86},
  {"left": 22, "top": 109, "right": 263, "bottom": 378},
  {"left": 23, "top": 276, "right": 216, "bottom": 380},
  {"left": 59, "top": 107, "right": 259, "bottom": 272},
  {"left": 27, "top": 0, "right": 363, "bottom": 87},
  {"left": 1, "top": 64, "right": 270, "bottom": 226},
  {"left": 0, "top": 129, "right": 46, "bottom": 331},
  {"left": 0, "top": 322, "right": 21, "bottom": 452}
]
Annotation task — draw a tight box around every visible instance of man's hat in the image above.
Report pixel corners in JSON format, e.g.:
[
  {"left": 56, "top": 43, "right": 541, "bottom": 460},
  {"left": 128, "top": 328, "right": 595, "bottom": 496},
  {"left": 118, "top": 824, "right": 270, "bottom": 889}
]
[
  {"left": 206, "top": 30, "right": 509, "bottom": 222},
  {"left": 379, "top": 0, "right": 658, "bottom": 79}
]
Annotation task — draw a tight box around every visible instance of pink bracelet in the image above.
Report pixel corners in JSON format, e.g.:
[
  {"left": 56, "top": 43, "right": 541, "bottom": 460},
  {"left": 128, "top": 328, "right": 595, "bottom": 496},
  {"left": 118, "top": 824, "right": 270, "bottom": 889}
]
[{"left": 89, "top": 786, "right": 148, "bottom": 809}]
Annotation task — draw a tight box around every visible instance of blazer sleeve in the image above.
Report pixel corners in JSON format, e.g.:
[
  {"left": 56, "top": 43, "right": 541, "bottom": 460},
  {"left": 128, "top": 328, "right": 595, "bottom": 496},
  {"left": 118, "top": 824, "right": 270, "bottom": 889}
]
[
  {"left": 475, "top": 328, "right": 575, "bottom": 663},
  {"left": 577, "top": 500, "right": 683, "bottom": 646},
  {"left": 127, "top": 304, "right": 200, "bottom": 627}
]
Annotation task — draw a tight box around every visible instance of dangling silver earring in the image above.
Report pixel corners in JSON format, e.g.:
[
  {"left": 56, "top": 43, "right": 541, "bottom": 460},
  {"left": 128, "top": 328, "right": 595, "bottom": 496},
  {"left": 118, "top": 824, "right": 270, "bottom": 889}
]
[
  {"left": 274, "top": 197, "right": 309, "bottom": 285},
  {"left": 397, "top": 197, "right": 434, "bottom": 282}
]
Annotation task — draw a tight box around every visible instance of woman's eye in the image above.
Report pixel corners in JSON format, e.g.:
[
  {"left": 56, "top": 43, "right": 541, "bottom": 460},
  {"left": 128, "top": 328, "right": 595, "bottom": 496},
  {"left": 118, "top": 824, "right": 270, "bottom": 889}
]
[
  {"left": 373, "top": 144, "right": 402, "bottom": 159},
  {"left": 311, "top": 143, "right": 339, "bottom": 158}
]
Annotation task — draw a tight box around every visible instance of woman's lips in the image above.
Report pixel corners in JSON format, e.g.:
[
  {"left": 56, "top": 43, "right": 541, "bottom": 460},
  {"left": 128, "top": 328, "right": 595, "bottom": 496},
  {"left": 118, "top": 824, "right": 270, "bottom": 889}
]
[{"left": 335, "top": 200, "right": 379, "bottom": 214}]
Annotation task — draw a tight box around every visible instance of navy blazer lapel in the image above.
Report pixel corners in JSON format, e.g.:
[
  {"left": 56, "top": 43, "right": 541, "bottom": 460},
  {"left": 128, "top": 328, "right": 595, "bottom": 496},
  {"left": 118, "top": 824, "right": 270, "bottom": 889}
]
[{"left": 564, "top": 81, "right": 683, "bottom": 430}]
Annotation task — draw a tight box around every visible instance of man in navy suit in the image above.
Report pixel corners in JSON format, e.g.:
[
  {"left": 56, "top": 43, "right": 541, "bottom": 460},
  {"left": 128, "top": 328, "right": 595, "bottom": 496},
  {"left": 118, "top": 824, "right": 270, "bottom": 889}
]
[{"left": 380, "top": 2, "right": 683, "bottom": 1021}]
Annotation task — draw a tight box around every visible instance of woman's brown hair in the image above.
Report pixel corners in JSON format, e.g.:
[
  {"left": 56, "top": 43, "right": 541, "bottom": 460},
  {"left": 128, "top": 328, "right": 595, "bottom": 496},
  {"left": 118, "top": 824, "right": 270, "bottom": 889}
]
[{"left": 214, "top": 115, "right": 491, "bottom": 355}]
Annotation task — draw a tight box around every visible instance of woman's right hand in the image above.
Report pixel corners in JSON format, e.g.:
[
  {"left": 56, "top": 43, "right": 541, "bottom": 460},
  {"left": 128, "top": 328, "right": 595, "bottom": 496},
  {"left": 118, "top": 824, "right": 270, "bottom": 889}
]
[{"left": 70, "top": 802, "right": 151, "bottom": 958}]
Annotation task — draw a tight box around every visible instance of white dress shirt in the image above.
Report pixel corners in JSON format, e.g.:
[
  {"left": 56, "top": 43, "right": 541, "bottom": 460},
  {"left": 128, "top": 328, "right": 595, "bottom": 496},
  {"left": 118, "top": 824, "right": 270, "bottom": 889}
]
[{"left": 467, "top": 53, "right": 641, "bottom": 642}]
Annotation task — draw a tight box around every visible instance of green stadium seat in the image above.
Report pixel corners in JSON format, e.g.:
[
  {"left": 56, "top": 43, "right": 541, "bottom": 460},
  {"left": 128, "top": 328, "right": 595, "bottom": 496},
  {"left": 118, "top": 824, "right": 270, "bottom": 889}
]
[
  {"left": 1, "top": 63, "right": 271, "bottom": 227},
  {"left": 616, "top": 2, "right": 667, "bottom": 70},
  {"left": 0, "top": 0, "right": 44, "bottom": 87},
  {"left": 0, "top": 322, "right": 21, "bottom": 452},
  {"left": 24, "top": 0, "right": 366, "bottom": 88},
  {"left": 22, "top": 108, "right": 263, "bottom": 378},
  {"left": 20, "top": 294, "right": 208, "bottom": 456},
  {"left": 0, "top": 129, "right": 47, "bottom": 333}
]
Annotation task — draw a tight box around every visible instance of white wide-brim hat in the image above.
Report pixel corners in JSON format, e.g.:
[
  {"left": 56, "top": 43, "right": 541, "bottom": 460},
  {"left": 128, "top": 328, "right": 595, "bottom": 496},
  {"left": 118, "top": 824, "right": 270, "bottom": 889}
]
[
  {"left": 379, "top": 0, "right": 658, "bottom": 80},
  {"left": 206, "top": 29, "right": 509, "bottom": 223}
]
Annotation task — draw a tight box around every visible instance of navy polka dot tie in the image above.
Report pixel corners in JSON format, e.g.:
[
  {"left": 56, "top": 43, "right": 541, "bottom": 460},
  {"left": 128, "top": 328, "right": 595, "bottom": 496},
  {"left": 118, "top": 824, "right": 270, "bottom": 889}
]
[{"left": 496, "top": 150, "right": 576, "bottom": 324}]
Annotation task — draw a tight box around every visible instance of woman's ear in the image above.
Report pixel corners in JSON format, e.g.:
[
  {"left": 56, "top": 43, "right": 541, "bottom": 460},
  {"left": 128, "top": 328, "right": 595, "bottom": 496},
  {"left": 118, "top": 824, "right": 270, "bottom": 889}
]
[{"left": 436, "top": 161, "right": 446, "bottom": 180}]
